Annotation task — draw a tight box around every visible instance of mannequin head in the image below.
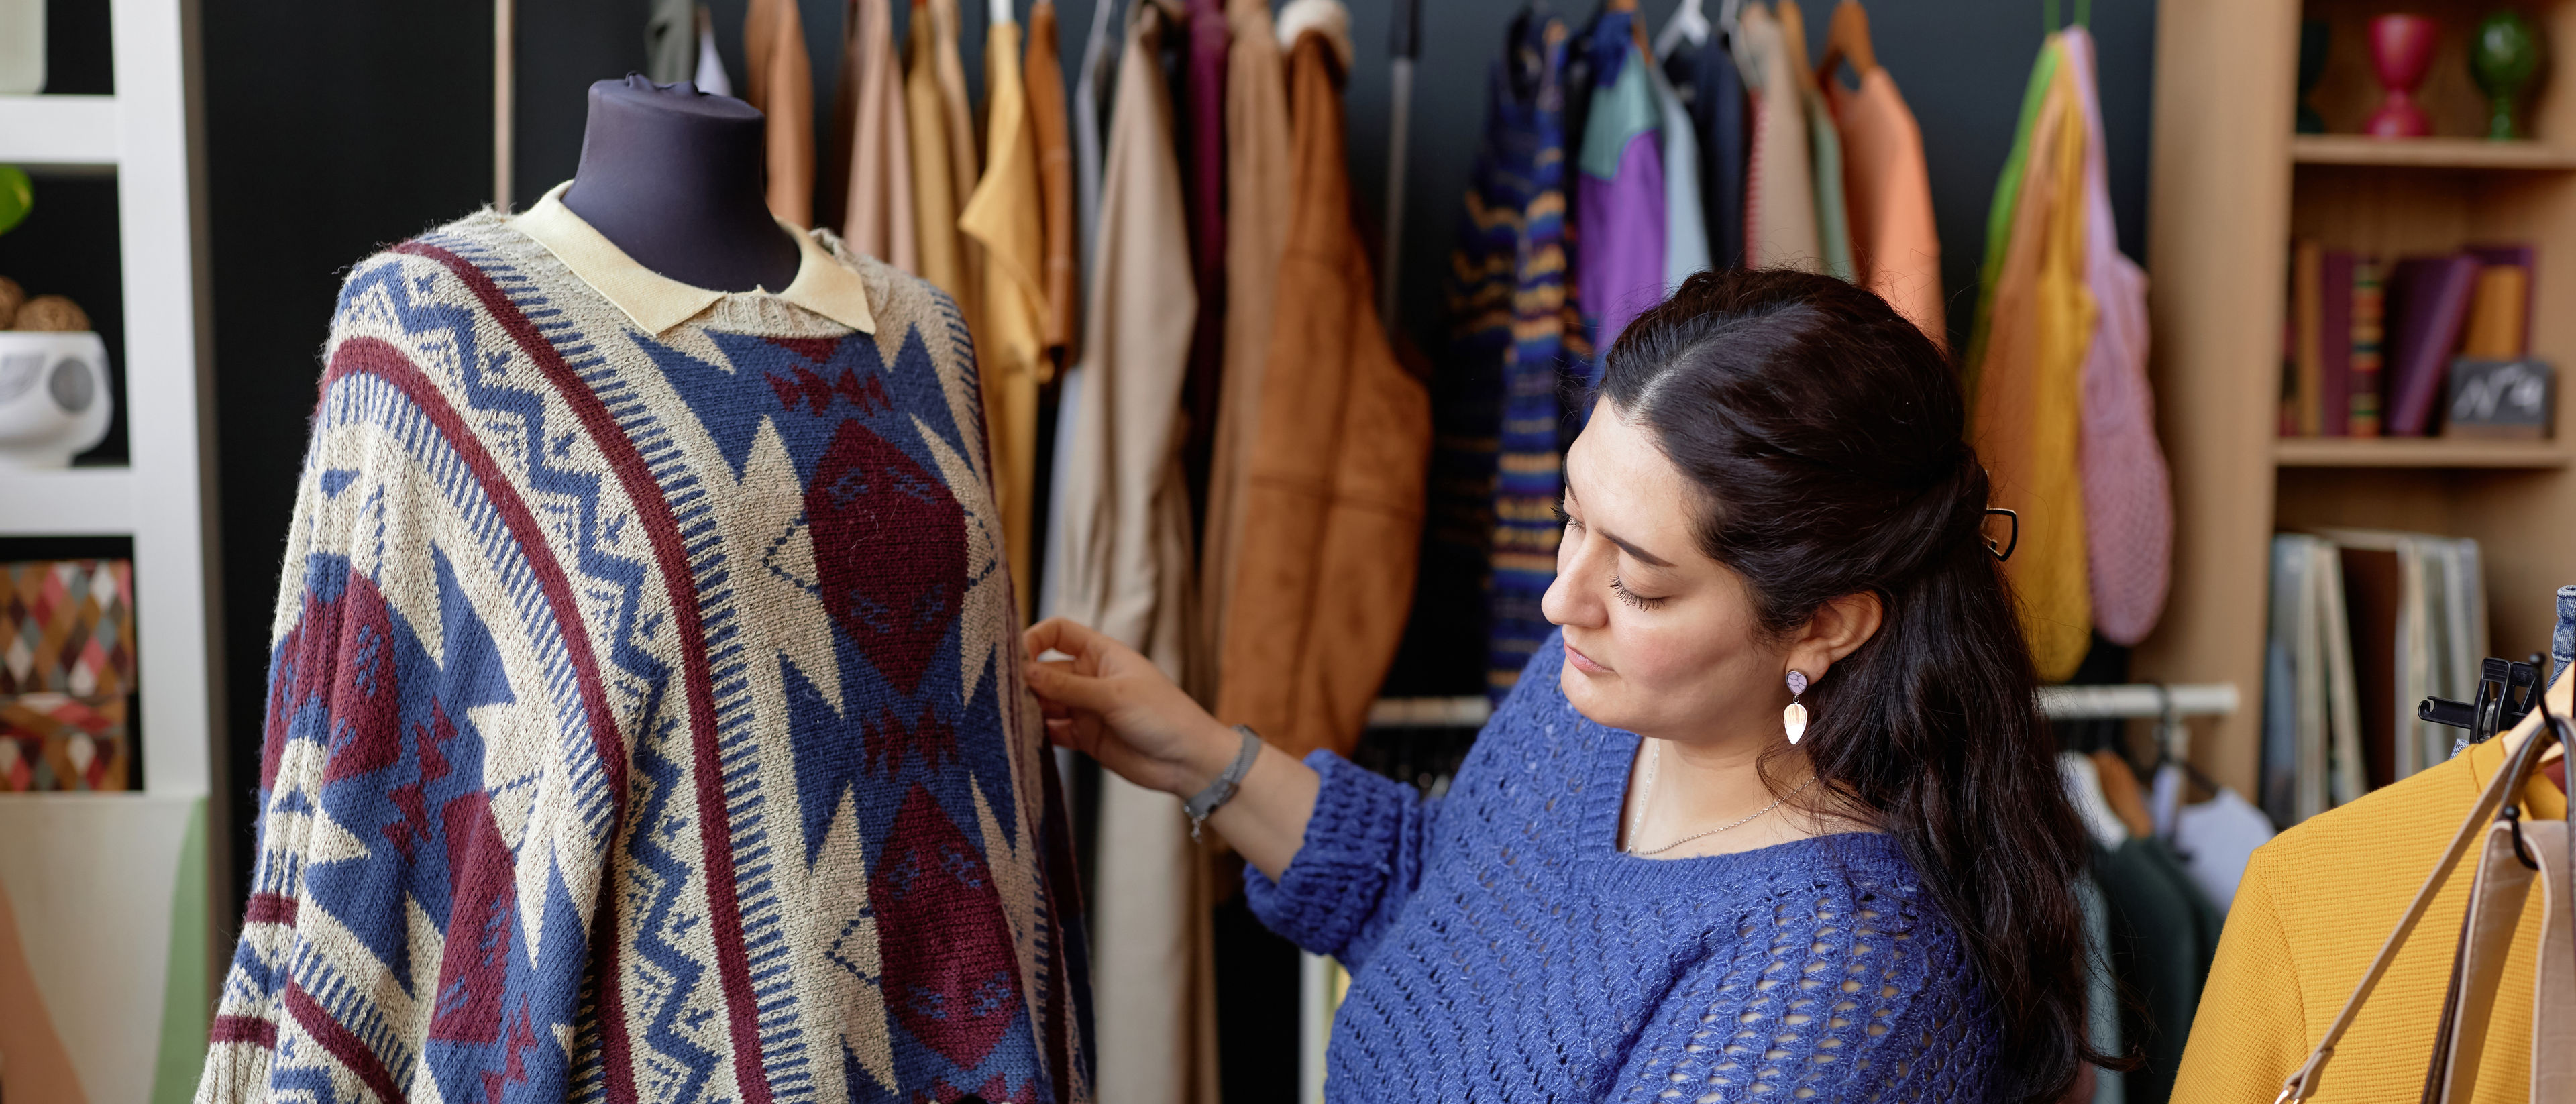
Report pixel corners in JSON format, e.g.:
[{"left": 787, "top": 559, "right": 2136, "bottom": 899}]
[{"left": 557, "top": 75, "right": 799, "bottom": 292}]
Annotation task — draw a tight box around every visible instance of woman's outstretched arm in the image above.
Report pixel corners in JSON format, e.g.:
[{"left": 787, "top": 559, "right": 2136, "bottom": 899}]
[{"left": 1022, "top": 617, "right": 1320, "bottom": 879}]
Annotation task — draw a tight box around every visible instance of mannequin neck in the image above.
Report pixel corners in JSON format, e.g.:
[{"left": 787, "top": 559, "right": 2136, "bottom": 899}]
[{"left": 557, "top": 76, "right": 800, "bottom": 292}]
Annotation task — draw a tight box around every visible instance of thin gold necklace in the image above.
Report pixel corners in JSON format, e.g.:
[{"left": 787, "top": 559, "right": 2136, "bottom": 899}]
[{"left": 1627, "top": 739, "right": 1818, "bottom": 857}]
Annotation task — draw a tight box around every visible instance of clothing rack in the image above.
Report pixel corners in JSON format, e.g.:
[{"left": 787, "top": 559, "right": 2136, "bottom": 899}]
[{"left": 1366, "top": 683, "right": 2242, "bottom": 731}]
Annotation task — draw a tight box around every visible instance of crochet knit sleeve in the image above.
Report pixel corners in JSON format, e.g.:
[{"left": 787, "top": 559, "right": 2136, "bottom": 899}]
[
  {"left": 1611, "top": 875, "right": 1995, "bottom": 1102},
  {"left": 1242, "top": 751, "right": 1442, "bottom": 969}
]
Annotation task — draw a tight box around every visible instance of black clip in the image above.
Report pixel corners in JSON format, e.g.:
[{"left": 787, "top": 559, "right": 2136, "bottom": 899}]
[
  {"left": 1982, "top": 508, "right": 2019, "bottom": 562},
  {"left": 2417, "top": 656, "right": 2540, "bottom": 742}
]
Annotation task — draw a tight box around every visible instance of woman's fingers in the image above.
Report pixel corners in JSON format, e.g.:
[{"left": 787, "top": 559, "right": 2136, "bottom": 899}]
[
  {"left": 1024, "top": 617, "right": 1105, "bottom": 665},
  {"left": 1025, "top": 659, "right": 1118, "bottom": 714}
]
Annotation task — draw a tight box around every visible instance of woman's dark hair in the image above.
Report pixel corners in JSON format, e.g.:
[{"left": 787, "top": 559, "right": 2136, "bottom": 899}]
[{"left": 1599, "top": 268, "right": 2102, "bottom": 1103}]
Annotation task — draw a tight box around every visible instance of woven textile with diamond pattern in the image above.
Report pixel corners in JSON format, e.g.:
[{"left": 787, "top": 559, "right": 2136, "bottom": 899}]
[{"left": 197, "top": 206, "right": 1091, "bottom": 1104}]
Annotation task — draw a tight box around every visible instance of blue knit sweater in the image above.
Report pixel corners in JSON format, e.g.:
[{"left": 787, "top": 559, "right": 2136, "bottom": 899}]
[{"left": 1247, "top": 635, "right": 1998, "bottom": 1101}]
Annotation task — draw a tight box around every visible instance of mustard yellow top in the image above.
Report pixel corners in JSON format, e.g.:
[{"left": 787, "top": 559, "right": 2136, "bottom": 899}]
[{"left": 2174, "top": 736, "right": 2568, "bottom": 1103}]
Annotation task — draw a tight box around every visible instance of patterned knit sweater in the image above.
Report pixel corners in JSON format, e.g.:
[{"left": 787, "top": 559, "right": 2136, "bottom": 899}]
[
  {"left": 1248, "top": 634, "right": 1997, "bottom": 1101},
  {"left": 199, "top": 200, "right": 1089, "bottom": 1104}
]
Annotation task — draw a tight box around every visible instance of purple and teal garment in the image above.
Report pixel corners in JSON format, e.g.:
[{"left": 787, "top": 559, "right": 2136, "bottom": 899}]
[{"left": 1576, "top": 12, "right": 1665, "bottom": 354}]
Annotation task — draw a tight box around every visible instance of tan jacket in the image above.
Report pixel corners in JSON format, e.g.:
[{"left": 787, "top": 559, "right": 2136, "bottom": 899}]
[
  {"left": 824, "top": 0, "right": 917, "bottom": 270},
  {"left": 744, "top": 0, "right": 816, "bottom": 226},
  {"left": 1216, "top": 5, "right": 1431, "bottom": 760},
  {"left": 1054, "top": 4, "right": 1220, "bottom": 1101},
  {"left": 1198, "top": 0, "right": 1294, "bottom": 695}
]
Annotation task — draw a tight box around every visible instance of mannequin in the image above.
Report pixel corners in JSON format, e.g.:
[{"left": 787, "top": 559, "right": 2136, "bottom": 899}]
[
  {"left": 202, "top": 73, "right": 1090, "bottom": 1104},
  {"left": 559, "top": 74, "right": 800, "bottom": 292}
]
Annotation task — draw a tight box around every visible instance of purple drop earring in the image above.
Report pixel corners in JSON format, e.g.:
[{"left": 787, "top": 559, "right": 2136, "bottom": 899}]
[{"left": 1784, "top": 671, "right": 1809, "bottom": 745}]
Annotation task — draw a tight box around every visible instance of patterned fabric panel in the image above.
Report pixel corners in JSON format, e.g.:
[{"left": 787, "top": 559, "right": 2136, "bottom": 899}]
[
  {"left": 1, "top": 559, "right": 137, "bottom": 697},
  {"left": 0, "top": 692, "right": 128, "bottom": 791},
  {"left": 1427, "top": 13, "right": 1593, "bottom": 704},
  {"left": 198, "top": 211, "right": 1087, "bottom": 1104}
]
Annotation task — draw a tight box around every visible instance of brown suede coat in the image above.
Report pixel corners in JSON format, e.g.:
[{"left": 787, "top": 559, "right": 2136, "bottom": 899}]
[{"left": 1214, "top": 26, "right": 1431, "bottom": 759}]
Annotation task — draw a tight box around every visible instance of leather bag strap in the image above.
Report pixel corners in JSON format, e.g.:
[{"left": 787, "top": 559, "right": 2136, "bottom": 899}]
[
  {"left": 2277, "top": 724, "right": 2563, "bottom": 1103},
  {"left": 2428, "top": 821, "right": 2542, "bottom": 1100},
  {"left": 2530, "top": 820, "right": 2574, "bottom": 1102}
]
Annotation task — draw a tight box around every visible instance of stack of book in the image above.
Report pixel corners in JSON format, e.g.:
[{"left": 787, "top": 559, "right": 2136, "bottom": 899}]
[
  {"left": 2263, "top": 530, "right": 2487, "bottom": 828},
  {"left": 2280, "top": 243, "right": 2536, "bottom": 437}
]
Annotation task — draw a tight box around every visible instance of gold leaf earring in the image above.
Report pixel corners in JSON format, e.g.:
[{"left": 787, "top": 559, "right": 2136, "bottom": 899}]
[{"left": 1784, "top": 670, "right": 1809, "bottom": 745}]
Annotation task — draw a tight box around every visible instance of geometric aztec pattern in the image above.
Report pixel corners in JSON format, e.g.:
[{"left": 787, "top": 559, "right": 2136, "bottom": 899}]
[
  {"left": 0, "top": 690, "right": 129, "bottom": 791},
  {"left": 1, "top": 558, "right": 137, "bottom": 697},
  {"left": 197, "top": 211, "right": 1091, "bottom": 1104}
]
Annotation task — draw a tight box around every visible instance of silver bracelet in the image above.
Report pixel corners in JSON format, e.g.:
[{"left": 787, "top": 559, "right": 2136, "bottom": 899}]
[{"left": 1183, "top": 725, "right": 1264, "bottom": 841}]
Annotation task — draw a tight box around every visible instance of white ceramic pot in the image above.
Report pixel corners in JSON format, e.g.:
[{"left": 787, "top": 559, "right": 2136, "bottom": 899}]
[
  {"left": 0, "top": 0, "right": 43, "bottom": 95},
  {"left": 0, "top": 331, "right": 112, "bottom": 468}
]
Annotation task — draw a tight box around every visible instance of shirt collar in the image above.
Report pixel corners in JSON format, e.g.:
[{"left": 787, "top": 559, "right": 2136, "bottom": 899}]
[{"left": 510, "top": 180, "right": 876, "bottom": 336}]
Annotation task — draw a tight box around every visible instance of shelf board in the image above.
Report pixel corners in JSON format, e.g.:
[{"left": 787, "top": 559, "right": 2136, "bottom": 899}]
[
  {"left": 0, "top": 467, "right": 134, "bottom": 535},
  {"left": 0, "top": 95, "right": 119, "bottom": 170},
  {"left": 2292, "top": 135, "right": 2576, "bottom": 170},
  {"left": 2273, "top": 437, "right": 2571, "bottom": 468}
]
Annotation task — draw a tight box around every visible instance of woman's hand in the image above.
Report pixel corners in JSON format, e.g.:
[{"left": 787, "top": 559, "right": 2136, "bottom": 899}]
[
  {"left": 1023, "top": 618, "right": 1238, "bottom": 797},
  {"left": 1023, "top": 616, "right": 1323, "bottom": 879}
]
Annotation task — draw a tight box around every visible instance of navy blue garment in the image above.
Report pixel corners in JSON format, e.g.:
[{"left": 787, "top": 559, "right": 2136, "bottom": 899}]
[{"left": 1665, "top": 29, "right": 1748, "bottom": 270}]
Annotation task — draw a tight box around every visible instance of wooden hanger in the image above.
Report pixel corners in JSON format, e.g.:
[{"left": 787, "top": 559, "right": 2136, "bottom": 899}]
[
  {"left": 1775, "top": 0, "right": 1818, "bottom": 95},
  {"left": 1815, "top": 0, "right": 1878, "bottom": 87}
]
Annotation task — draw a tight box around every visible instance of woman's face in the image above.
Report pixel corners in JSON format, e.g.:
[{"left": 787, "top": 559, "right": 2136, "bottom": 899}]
[{"left": 1543, "top": 404, "right": 1879, "bottom": 748}]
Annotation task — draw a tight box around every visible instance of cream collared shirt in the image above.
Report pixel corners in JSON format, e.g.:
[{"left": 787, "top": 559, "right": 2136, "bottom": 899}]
[{"left": 511, "top": 180, "right": 875, "bottom": 336}]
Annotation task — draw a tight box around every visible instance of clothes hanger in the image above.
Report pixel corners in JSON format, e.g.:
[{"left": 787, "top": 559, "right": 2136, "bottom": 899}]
[
  {"left": 1812, "top": 0, "right": 1876, "bottom": 88},
  {"left": 1653, "top": 0, "right": 1711, "bottom": 58},
  {"left": 1083, "top": 0, "right": 1118, "bottom": 56},
  {"left": 2489, "top": 654, "right": 2569, "bottom": 767},
  {"left": 1774, "top": 0, "right": 1818, "bottom": 96},
  {"left": 2060, "top": 751, "right": 2129, "bottom": 848}
]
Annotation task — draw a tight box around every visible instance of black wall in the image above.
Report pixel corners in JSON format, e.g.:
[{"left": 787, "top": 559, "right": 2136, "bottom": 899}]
[{"left": 197, "top": 0, "right": 2153, "bottom": 1087}]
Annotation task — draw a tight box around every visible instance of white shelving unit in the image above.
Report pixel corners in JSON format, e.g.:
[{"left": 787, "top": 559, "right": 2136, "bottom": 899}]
[
  {"left": 0, "top": 5, "right": 221, "bottom": 1094},
  {"left": 0, "top": 6, "right": 219, "bottom": 800}
]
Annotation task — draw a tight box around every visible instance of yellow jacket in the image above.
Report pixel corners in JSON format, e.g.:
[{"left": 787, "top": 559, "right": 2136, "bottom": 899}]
[{"left": 2175, "top": 736, "right": 2567, "bottom": 1102}]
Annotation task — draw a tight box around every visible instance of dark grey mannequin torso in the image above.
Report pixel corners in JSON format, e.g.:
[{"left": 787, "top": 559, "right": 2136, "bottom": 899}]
[{"left": 558, "top": 75, "right": 801, "bottom": 293}]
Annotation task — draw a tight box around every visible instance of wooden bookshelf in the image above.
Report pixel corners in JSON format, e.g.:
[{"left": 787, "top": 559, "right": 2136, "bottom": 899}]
[
  {"left": 2273, "top": 437, "right": 2572, "bottom": 467},
  {"left": 2144, "top": 0, "right": 2576, "bottom": 799},
  {"left": 2292, "top": 134, "right": 2576, "bottom": 170}
]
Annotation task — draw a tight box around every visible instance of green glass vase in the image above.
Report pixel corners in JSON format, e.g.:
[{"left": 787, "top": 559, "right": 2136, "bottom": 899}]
[{"left": 2471, "top": 11, "right": 2544, "bottom": 141}]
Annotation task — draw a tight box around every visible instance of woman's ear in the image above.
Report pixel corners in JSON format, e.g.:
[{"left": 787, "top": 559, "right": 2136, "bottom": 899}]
[{"left": 1791, "top": 591, "right": 1884, "bottom": 679}]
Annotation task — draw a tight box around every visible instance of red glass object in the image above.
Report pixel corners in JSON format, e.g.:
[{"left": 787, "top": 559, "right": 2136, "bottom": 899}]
[{"left": 2367, "top": 13, "right": 2438, "bottom": 137}]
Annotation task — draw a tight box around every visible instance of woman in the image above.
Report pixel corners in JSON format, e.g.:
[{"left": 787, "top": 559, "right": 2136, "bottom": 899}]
[{"left": 1026, "top": 270, "right": 2100, "bottom": 1101}]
